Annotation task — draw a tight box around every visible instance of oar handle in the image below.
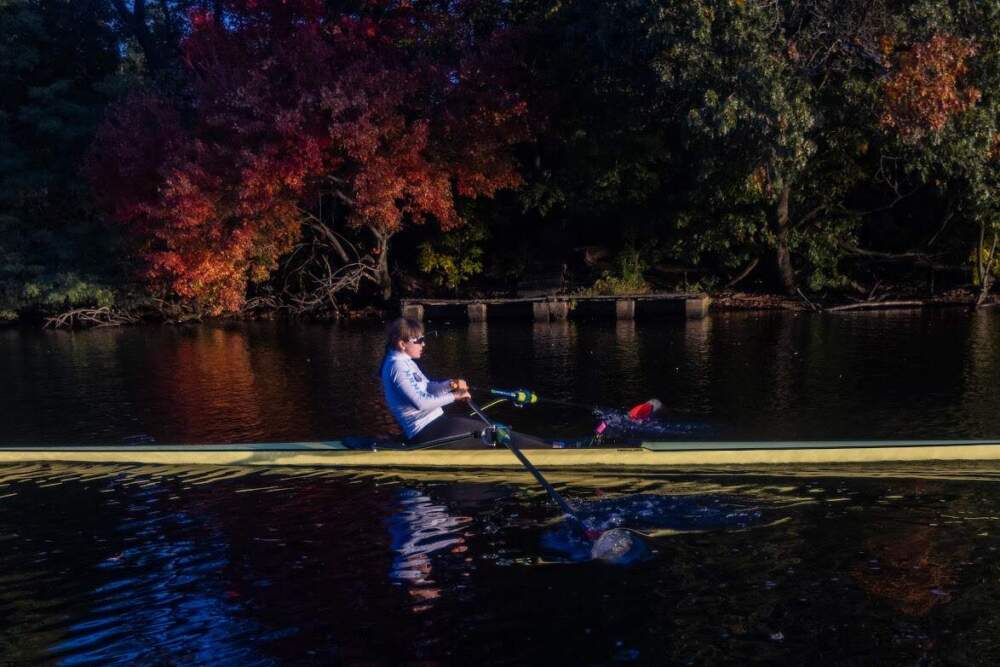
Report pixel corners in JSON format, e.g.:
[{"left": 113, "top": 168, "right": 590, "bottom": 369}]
[
  {"left": 472, "top": 386, "right": 539, "bottom": 407},
  {"left": 471, "top": 385, "right": 598, "bottom": 413}
]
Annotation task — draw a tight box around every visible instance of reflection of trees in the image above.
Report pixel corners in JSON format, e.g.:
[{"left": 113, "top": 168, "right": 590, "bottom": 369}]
[
  {"left": 143, "top": 328, "right": 277, "bottom": 442},
  {"left": 801, "top": 312, "right": 968, "bottom": 439},
  {"left": 1, "top": 328, "right": 135, "bottom": 444},
  {"left": 612, "top": 320, "right": 642, "bottom": 393},
  {"left": 707, "top": 312, "right": 807, "bottom": 438},
  {"left": 532, "top": 319, "right": 575, "bottom": 382},
  {"left": 680, "top": 317, "right": 712, "bottom": 415},
  {"left": 852, "top": 524, "right": 956, "bottom": 616},
  {"left": 851, "top": 481, "right": 973, "bottom": 618},
  {"left": 961, "top": 313, "right": 1000, "bottom": 438}
]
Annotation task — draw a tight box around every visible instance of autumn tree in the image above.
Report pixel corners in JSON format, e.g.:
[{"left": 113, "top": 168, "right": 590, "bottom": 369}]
[
  {"left": 877, "top": 1, "right": 999, "bottom": 307},
  {"left": 88, "top": 0, "right": 530, "bottom": 312},
  {"left": 881, "top": 34, "right": 981, "bottom": 143}
]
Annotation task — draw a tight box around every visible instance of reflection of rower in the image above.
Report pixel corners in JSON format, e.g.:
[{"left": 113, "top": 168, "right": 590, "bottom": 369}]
[{"left": 387, "top": 488, "right": 470, "bottom": 609}]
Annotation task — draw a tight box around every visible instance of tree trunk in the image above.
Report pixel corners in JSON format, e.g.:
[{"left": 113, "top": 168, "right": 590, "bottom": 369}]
[
  {"left": 975, "top": 223, "right": 998, "bottom": 310},
  {"left": 111, "top": 0, "right": 164, "bottom": 74},
  {"left": 773, "top": 183, "right": 797, "bottom": 295},
  {"left": 370, "top": 227, "right": 394, "bottom": 301}
]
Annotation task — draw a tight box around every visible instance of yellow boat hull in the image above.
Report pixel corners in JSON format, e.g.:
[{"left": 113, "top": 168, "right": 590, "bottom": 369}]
[{"left": 2, "top": 440, "right": 1000, "bottom": 468}]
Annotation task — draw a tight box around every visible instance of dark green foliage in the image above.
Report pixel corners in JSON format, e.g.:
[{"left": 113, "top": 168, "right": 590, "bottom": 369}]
[
  {"left": 418, "top": 221, "right": 489, "bottom": 293},
  {"left": 0, "top": 0, "right": 127, "bottom": 320}
]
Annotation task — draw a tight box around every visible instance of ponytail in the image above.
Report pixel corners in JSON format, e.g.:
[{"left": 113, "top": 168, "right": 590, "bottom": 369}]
[{"left": 380, "top": 317, "right": 424, "bottom": 373}]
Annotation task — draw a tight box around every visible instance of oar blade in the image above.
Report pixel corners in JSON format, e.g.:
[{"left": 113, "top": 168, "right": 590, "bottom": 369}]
[{"left": 589, "top": 528, "right": 652, "bottom": 566}]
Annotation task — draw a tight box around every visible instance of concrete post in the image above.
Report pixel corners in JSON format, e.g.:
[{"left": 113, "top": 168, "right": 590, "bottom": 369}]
[
  {"left": 532, "top": 301, "right": 550, "bottom": 321},
  {"left": 548, "top": 300, "right": 569, "bottom": 320},
  {"left": 685, "top": 296, "right": 711, "bottom": 319},
  {"left": 401, "top": 303, "right": 424, "bottom": 321},
  {"left": 615, "top": 299, "right": 635, "bottom": 320},
  {"left": 467, "top": 303, "right": 487, "bottom": 322}
]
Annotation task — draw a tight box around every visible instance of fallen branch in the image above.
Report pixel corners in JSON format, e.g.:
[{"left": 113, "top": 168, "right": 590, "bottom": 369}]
[
  {"left": 44, "top": 307, "right": 139, "bottom": 330},
  {"left": 796, "top": 288, "right": 820, "bottom": 312},
  {"left": 725, "top": 258, "right": 759, "bottom": 289},
  {"left": 242, "top": 295, "right": 285, "bottom": 315},
  {"left": 825, "top": 300, "right": 925, "bottom": 312},
  {"left": 839, "top": 242, "right": 965, "bottom": 272}
]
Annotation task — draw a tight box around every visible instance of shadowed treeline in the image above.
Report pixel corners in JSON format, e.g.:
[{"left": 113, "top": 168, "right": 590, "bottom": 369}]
[{"left": 2, "top": 0, "right": 998, "bottom": 323}]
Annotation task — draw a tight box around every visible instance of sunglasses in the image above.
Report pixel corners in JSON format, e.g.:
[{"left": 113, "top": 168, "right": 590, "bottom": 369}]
[{"left": 407, "top": 336, "right": 427, "bottom": 345}]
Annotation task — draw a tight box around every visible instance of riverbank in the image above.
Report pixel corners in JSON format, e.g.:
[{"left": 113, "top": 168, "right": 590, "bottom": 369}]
[
  {"left": 711, "top": 288, "right": 996, "bottom": 312},
  {"left": 7, "top": 286, "right": 993, "bottom": 330}
]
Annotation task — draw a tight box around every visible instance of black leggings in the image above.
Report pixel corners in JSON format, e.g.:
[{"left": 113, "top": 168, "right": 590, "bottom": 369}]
[{"left": 408, "top": 414, "right": 551, "bottom": 450}]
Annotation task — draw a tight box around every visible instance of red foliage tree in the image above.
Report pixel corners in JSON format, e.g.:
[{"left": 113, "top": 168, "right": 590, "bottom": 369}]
[
  {"left": 880, "top": 34, "right": 981, "bottom": 143},
  {"left": 88, "top": 0, "right": 530, "bottom": 312}
]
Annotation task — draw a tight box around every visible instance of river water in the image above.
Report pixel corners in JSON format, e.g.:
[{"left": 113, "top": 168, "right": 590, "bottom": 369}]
[{"left": 2, "top": 311, "right": 1000, "bottom": 664}]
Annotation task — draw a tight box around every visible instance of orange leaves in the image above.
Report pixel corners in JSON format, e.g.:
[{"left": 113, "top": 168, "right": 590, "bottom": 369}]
[
  {"left": 880, "top": 34, "right": 981, "bottom": 143},
  {"left": 747, "top": 164, "right": 770, "bottom": 195},
  {"left": 88, "top": 0, "right": 529, "bottom": 312},
  {"left": 879, "top": 35, "right": 895, "bottom": 60}
]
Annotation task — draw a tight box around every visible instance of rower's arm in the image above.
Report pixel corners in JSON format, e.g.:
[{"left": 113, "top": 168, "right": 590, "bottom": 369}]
[
  {"left": 393, "top": 366, "right": 455, "bottom": 411},
  {"left": 427, "top": 379, "right": 452, "bottom": 395}
]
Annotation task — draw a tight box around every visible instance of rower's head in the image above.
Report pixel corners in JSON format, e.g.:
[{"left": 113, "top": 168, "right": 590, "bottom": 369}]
[{"left": 386, "top": 317, "right": 426, "bottom": 359}]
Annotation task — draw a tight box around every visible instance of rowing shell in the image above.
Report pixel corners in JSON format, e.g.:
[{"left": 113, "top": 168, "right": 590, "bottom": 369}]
[{"left": 2, "top": 439, "right": 1000, "bottom": 468}]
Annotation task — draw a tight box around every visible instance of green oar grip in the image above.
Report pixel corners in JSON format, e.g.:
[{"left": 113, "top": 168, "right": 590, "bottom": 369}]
[{"left": 489, "top": 388, "right": 539, "bottom": 407}]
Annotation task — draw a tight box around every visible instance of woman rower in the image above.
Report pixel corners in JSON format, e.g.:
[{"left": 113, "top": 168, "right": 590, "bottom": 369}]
[{"left": 380, "top": 317, "right": 485, "bottom": 446}]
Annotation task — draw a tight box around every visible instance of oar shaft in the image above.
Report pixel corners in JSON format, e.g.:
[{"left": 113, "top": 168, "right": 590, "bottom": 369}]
[
  {"left": 466, "top": 400, "right": 582, "bottom": 523},
  {"left": 503, "top": 437, "right": 580, "bottom": 519},
  {"left": 471, "top": 386, "right": 594, "bottom": 412}
]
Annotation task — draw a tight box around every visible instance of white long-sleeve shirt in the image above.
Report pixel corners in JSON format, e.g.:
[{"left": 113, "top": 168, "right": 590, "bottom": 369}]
[{"left": 381, "top": 350, "right": 454, "bottom": 439}]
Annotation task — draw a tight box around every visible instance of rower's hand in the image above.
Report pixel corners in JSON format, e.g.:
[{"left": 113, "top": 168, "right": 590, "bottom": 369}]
[
  {"left": 452, "top": 389, "right": 471, "bottom": 401},
  {"left": 450, "top": 379, "right": 469, "bottom": 391}
]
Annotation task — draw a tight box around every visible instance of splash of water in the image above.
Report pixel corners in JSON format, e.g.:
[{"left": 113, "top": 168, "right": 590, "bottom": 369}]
[
  {"left": 593, "top": 409, "right": 716, "bottom": 439},
  {"left": 542, "top": 493, "right": 764, "bottom": 563}
]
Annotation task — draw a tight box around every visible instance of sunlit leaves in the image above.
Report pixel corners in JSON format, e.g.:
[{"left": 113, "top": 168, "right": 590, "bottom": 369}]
[
  {"left": 88, "top": 0, "right": 530, "bottom": 312},
  {"left": 881, "top": 34, "right": 981, "bottom": 143}
]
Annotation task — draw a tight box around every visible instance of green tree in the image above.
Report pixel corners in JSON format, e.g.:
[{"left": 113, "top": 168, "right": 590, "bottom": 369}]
[
  {"left": 0, "top": 0, "right": 128, "bottom": 320},
  {"left": 647, "top": 0, "right": 903, "bottom": 294},
  {"left": 418, "top": 221, "right": 489, "bottom": 293}
]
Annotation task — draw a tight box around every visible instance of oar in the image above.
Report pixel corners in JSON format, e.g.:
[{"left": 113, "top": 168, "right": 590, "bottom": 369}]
[
  {"left": 471, "top": 386, "right": 589, "bottom": 411},
  {"left": 472, "top": 385, "right": 661, "bottom": 418},
  {"left": 471, "top": 385, "right": 664, "bottom": 441},
  {"left": 468, "top": 395, "right": 653, "bottom": 565},
  {"left": 465, "top": 399, "right": 586, "bottom": 530}
]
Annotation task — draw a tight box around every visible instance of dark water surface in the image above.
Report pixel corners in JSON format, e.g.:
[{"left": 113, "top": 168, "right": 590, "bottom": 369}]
[
  {"left": 3, "top": 311, "right": 1000, "bottom": 444},
  {"left": 2, "top": 312, "right": 1000, "bottom": 664}
]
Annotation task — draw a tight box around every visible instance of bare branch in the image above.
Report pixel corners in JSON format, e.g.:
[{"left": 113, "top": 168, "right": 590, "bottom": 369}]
[
  {"left": 44, "top": 307, "right": 139, "bottom": 330},
  {"left": 839, "top": 241, "right": 965, "bottom": 272},
  {"left": 725, "top": 258, "right": 759, "bottom": 288}
]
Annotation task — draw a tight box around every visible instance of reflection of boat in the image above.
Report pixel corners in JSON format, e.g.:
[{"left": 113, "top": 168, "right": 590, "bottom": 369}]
[{"left": 3, "top": 438, "right": 1000, "bottom": 467}]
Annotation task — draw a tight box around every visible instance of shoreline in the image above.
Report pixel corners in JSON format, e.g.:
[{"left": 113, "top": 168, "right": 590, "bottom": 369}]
[{"left": 5, "top": 288, "right": 996, "bottom": 330}]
